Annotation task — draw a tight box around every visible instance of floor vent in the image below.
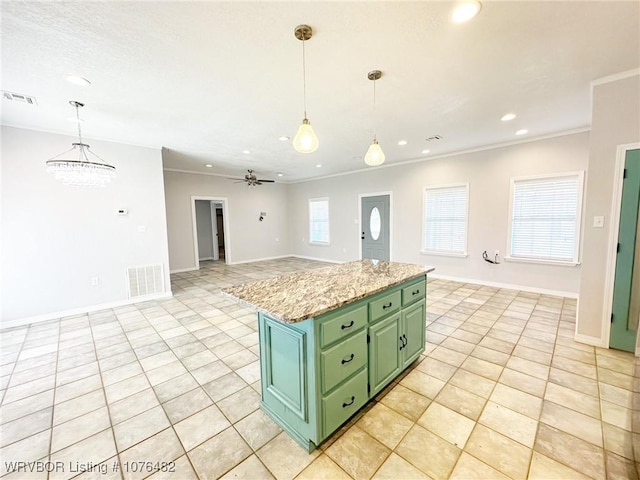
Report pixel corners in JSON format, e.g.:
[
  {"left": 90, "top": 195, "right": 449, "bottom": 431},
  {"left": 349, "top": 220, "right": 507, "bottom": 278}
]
[
  {"left": 3, "top": 91, "right": 37, "bottom": 105},
  {"left": 127, "top": 264, "right": 164, "bottom": 298}
]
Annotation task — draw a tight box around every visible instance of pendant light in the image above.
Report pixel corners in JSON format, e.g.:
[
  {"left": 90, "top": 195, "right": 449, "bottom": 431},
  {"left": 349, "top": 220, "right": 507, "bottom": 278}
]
[
  {"left": 292, "top": 24, "right": 319, "bottom": 154},
  {"left": 46, "top": 101, "right": 116, "bottom": 187},
  {"left": 364, "top": 70, "right": 385, "bottom": 166}
]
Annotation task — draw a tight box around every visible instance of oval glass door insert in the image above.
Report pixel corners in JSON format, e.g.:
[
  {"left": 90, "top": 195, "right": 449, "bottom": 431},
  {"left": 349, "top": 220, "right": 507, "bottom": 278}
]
[{"left": 370, "top": 207, "right": 381, "bottom": 240}]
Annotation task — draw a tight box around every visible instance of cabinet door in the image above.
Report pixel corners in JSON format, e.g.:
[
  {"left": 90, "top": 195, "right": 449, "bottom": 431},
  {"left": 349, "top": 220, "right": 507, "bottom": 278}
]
[
  {"left": 368, "top": 314, "right": 402, "bottom": 397},
  {"left": 401, "top": 301, "right": 426, "bottom": 369}
]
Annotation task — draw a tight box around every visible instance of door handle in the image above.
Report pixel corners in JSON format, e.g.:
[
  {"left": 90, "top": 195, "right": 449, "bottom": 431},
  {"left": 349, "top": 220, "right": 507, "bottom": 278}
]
[
  {"left": 341, "top": 353, "right": 355, "bottom": 365},
  {"left": 342, "top": 396, "right": 355, "bottom": 408},
  {"left": 341, "top": 320, "right": 354, "bottom": 330}
]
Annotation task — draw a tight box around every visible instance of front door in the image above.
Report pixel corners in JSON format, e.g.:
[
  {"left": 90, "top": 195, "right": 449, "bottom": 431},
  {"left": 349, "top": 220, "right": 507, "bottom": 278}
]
[
  {"left": 610, "top": 149, "right": 640, "bottom": 352},
  {"left": 361, "top": 195, "right": 390, "bottom": 261}
]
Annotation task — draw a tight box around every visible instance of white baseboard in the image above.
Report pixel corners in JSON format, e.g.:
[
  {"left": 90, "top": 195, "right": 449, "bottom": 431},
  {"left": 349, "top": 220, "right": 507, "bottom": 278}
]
[
  {"left": 428, "top": 273, "right": 579, "bottom": 299},
  {"left": 1, "top": 292, "right": 174, "bottom": 330},
  {"left": 289, "top": 255, "right": 345, "bottom": 264},
  {"left": 227, "top": 254, "right": 292, "bottom": 265},
  {"left": 573, "top": 332, "right": 606, "bottom": 348},
  {"left": 170, "top": 267, "right": 199, "bottom": 273}
]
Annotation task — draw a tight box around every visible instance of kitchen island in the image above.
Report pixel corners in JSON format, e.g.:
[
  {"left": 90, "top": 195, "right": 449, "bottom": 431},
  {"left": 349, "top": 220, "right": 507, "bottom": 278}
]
[{"left": 223, "top": 259, "right": 434, "bottom": 451}]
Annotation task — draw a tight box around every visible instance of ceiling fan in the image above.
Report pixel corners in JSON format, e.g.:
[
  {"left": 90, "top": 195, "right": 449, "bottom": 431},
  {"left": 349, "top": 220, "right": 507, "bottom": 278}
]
[{"left": 227, "top": 169, "right": 275, "bottom": 187}]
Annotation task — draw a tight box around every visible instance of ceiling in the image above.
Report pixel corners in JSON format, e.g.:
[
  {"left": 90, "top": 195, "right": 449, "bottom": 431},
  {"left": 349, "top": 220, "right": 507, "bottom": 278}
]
[{"left": 2, "top": 1, "right": 639, "bottom": 182}]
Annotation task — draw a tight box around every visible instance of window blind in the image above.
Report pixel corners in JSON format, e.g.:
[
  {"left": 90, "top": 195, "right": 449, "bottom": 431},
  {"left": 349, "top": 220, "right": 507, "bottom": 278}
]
[
  {"left": 423, "top": 185, "right": 468, "bottom": 254},
  {"left": 510, "top": 175, "right": 581, "bottom": 262},
  {"left": 309, "top": 198, "right": 330, "bottom": 244}
]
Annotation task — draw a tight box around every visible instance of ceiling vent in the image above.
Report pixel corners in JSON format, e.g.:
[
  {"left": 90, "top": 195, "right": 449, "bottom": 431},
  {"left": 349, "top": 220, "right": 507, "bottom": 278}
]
[
  {"left": 3, "top": 91, "right": 37, "bottom": 105},
  {"left": 426, "top": 135, "right": 442, "bottom": 141}
]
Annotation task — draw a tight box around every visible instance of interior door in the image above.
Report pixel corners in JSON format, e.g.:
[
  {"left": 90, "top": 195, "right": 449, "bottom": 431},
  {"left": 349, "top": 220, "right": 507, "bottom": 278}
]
[
  {"left": 610, "top": 149, "right": 640, "bottom": 352},
  {"left": 361, "top": 195, "right": 390, "bottom": 261}
]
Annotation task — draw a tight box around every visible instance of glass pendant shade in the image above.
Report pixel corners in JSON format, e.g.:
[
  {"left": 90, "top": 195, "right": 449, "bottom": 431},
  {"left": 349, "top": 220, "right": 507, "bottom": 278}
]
[
  {"left": 293, "top": 118, "right": 319, "bottom": 154},
  {"left": 364, "top": 139, "right": 385, "bottom": 166}
]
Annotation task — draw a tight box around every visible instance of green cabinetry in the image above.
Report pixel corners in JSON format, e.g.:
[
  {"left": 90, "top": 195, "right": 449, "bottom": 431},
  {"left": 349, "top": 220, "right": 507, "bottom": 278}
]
[{"left": 258, "top": 275, "right": 427, "bottom": 452}]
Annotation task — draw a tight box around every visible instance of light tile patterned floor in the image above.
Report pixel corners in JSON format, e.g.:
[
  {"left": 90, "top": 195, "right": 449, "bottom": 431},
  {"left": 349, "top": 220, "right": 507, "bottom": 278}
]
[{"left": 1, "top": 257, "right": 639, "bottom": 480}]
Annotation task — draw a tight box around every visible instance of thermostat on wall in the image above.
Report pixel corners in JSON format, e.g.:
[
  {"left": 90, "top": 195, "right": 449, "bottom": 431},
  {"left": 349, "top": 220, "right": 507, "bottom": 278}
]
[{"left": 117, "top": 209, "right": 129, "bottom": 216}]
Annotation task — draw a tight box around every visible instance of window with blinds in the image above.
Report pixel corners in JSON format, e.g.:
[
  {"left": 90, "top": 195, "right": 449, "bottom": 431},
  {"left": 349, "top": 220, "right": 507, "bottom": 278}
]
[
  {"left": 309, "top": 198, "right": 330, "bottom": 244},
  {"left": 508, "top": 173, "right": 584, "bottom": 263},
  {"left": 422, "top": 184, "right": 469, "bottom": 255}
]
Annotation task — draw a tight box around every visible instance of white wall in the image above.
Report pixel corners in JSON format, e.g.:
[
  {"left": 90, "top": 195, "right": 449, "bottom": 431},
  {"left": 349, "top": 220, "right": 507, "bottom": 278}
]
[
  {"left": 1, "top": 126, "right": 171, "bottom": 325},
  {"left": 163, "top": 169, "right": 290, "bottom": 270},
  {"left": 195, "top": 200, "right": 214, "bottom": 260},
  {"left": 578, "top": 73, "right": 640, "bottom": 344},
  {"left": 288, "top": 131, "right": 590, "bottom": 295}
]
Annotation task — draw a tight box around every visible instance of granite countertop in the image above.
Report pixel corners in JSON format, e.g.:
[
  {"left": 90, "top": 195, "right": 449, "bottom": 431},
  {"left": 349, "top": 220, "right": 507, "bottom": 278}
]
[{"left": 222, "top": 259, "right": 435, "bottom": 324}]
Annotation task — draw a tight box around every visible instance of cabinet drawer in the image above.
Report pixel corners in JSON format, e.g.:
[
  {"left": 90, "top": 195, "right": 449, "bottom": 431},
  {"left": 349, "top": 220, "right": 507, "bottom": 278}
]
[
  {"left": 319, "top": 304, "right": 367, "bottom": 348},
  {"left": 322, "top": 367, "right": 368, "bottom": 437},
  {"left": 320, "top": 331, "right": 367, "bottom": 393},
  {"left": 402, "top": 279, "right": 426, "bottom": 306},
  {"left": 369, "top": 290, "right": 401, "bottom": 323}
]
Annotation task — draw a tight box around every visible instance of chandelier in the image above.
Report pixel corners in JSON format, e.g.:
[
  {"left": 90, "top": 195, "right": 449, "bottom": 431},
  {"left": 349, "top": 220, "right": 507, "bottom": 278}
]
[{"left": 46, "top": 101, "right": 116, "bottom": 187}]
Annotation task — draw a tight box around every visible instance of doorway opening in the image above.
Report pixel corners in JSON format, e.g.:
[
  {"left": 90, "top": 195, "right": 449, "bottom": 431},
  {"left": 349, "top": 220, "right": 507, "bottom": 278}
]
[
  {"left": 191, "top": 196, "right": 230, "bottom": 268},
  {"left": 606, "top": 146, "right": 640, "bottom": 353}
]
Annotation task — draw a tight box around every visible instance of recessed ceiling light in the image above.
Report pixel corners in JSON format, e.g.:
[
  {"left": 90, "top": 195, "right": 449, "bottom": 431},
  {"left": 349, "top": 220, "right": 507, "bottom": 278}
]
[
  {"left": 316, "top": 164, "right": 322, "bottom": 168},
  {"left": 501, "top": 113, "right": 516, "bottom": 122},
  {"left": 451, "top": 1, "right": 482, "bottom": 23},
  {"left": 421, "top": 149, "right": 431, "bottom": 154},
  {"left": 242, "top": 150, "right": 251, "bottom": 154},
  {"left": 278, "top": 135, "right": 290, "bottom": 141},
  {"left": 515, "top": 129, "right": 528, "bottom": 136},
  {"left": 277, "top": 172, "right": 284, "bottom": 177},
  {"left": 65, "top": 75, "right": 91, "bottom": 87},
  {"left": 398, "top": 140, "right": 408, "bottom": 146},
  {"left": 205, "top": 164, "right": 213, "bottom": 168}
]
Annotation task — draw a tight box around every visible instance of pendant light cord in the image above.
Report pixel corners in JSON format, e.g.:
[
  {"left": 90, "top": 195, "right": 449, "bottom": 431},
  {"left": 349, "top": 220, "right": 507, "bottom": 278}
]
[
  {"left": 75, "top": 103, "right": 84, "bottom": 145},
  {"left": 302, "top": 36, "right": 307, "bottom": 119},
  {"left": 372, "top": 77, "right": 377, "bottom": 141}
]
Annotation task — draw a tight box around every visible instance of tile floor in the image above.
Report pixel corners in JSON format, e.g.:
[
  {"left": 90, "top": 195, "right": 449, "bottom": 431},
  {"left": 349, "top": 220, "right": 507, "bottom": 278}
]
[{"left": 1, "top": 257, "right": 639, "bottom": 480}]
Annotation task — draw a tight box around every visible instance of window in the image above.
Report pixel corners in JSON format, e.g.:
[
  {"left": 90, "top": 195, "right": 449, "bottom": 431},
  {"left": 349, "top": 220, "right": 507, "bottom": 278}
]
[
  {"left": 309, "top": 198, "right": 330, "bottom": 244},
  {"left": 508, "top": 172, "right": 584, "bottom": 264},
  {"left": 422, "top": 184, "right": 469, "bottom": 256}
]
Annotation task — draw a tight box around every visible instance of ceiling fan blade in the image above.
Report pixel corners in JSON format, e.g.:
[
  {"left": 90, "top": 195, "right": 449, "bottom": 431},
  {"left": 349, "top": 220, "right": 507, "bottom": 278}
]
[
  {"left": 257, "top": 179, "right": 275, "bottom": 183},
  {"left": 226, "top": 177, "right": 245, "bottom": 181}
]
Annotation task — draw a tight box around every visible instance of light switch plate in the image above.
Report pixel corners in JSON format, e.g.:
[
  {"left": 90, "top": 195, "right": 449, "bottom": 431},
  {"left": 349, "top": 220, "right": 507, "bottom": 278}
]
[{"left": 593, "top": 216, "right": 605, "bottom": 228}]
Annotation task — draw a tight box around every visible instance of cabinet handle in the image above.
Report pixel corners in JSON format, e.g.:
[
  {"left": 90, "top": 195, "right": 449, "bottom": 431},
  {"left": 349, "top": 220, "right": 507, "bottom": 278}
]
[
  {"left": 382, "top": 302, "right": 393, "bottom": 310},
  {"left": 342, "top": 396, "right": 355, "bottom": 408},
  {"left": 341, "top": 320, "right": 354, "bottom": 330},
  {"left": 402, "top": 334, "right": 408, "bottom": 347},
  {"left": 399, "top": 334, "right": 408, "bottom": 350},
  {"left": 399, "top": 336, "right": 405, "bottom": 351},
  {"left": 341, "top": 353, "right": 355, "bottom": 365},
  {"left": 412, "top": 289, "right": 420, "bottom": 295}
]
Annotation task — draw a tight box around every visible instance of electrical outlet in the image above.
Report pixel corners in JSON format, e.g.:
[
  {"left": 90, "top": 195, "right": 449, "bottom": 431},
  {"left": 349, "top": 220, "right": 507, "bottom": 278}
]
[{"left": 91, "top": 277, "right": 99, "bottom": 286}]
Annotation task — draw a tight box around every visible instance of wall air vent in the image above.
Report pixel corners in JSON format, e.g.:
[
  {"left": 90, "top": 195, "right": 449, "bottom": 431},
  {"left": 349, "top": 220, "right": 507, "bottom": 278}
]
[
  {"left": 426, "top": 135, "right": 442, "bottom": 141},
  {"left": 3, "top": 91, "right": 37, "bottom": 105},
  {"left": 127, "top": 264, "right": 164, "bottom": 298}
]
